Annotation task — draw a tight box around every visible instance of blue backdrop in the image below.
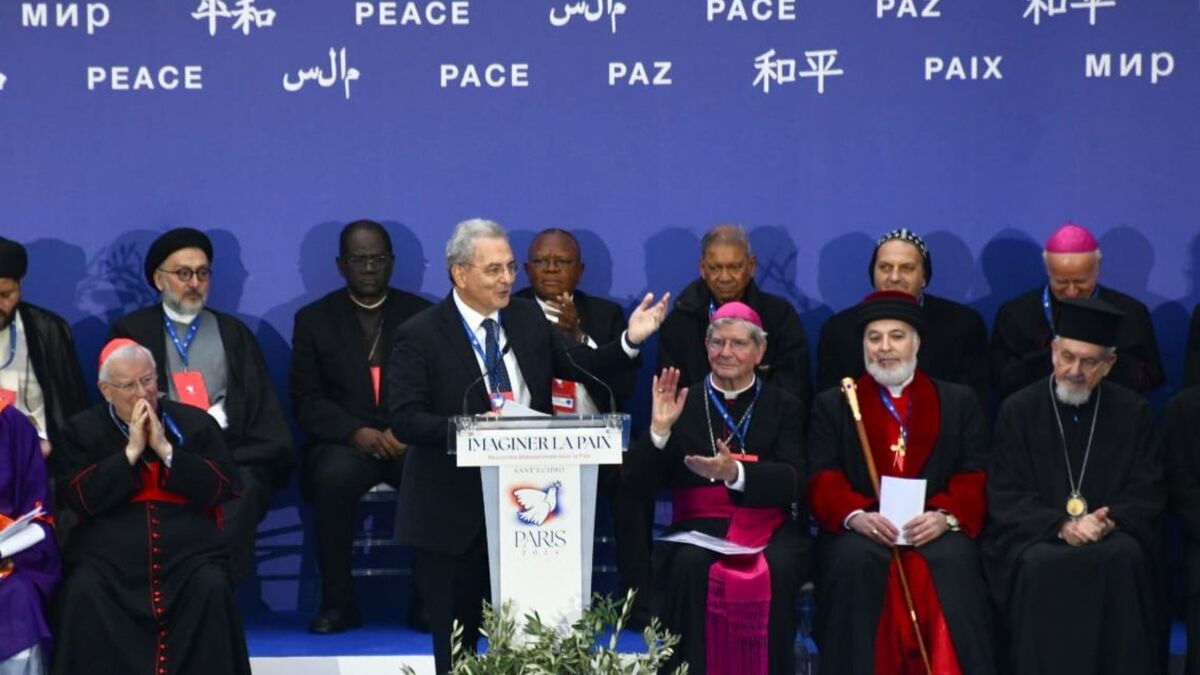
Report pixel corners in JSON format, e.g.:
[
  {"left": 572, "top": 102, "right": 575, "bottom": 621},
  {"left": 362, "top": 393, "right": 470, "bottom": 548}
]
[{"left": 3, "top": 0, "right": 1198, "bottom": 610}]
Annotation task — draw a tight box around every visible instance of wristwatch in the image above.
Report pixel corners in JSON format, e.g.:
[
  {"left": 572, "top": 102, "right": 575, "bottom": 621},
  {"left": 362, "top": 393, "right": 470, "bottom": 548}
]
[{"left": 941, "top": 510, "right": 961, "bottom": 531}]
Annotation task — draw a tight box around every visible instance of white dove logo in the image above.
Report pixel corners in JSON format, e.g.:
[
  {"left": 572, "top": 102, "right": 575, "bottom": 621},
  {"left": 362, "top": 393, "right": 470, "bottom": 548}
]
[{"left": 513, "top": 481, "right": 561, "bottom": 526}]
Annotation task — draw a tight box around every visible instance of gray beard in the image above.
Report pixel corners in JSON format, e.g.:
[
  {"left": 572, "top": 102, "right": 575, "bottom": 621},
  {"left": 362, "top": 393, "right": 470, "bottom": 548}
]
[
  {"left": 1054, "top": 379, "right": 1092, "bottom": 406},
  {"left": 866, "top": 356, "right": 917, "bottom": 389},
  {"left": 162, "top": 289, "right": 206, "bottom": 319}
]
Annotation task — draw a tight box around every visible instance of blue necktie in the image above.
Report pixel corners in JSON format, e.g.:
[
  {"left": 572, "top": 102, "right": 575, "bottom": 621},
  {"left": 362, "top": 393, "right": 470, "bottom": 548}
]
[{"left": 482, "top": 318, "right": 512, "bottom": 394}]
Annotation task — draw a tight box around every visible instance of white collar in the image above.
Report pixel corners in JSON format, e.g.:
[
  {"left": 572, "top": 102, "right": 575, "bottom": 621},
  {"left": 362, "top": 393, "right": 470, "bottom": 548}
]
[
  {"left": 162, "top": 302, "right": 201, "bottom": 325},
  {"left": 710, "top": 374, "right": 758, "bottom": 399},
  {"left": 452, "top": 289, "right": 499, "bottom": 329}
]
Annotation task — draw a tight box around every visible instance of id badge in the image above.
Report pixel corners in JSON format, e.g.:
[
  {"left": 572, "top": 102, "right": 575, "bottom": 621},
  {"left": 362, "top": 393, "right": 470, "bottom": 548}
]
[
  {"left": 551, "top": 378, "right": 577, "bottom": 414},
  {"left": 172, "top": 371, "right": 212, "bottom": 409},
  {"left": 490, "top": 390, "right": 514, "bottom": 412},
  {"left": 370, "top": 366, "right": 382, "bottom": 406},
  {"left": 734, "top": 453, "right": 760, "bottom": 463},
  {"left": 0, "top": 388, "right": 15, "bottom": 410}
]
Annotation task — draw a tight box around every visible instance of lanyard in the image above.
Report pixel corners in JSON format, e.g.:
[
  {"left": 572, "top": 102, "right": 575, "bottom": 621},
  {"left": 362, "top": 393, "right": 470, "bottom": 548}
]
[
  {"left": 164, "top": 314, "right": 201, "bottom": 369},
  {"left": 877, "top": 383, "right": 913, "bottom": 447},
  {"left": 708, "top": 300, "right": 717, "bottom": 318},
  {"left": 108, "top": 403, "right": 186, "bottom": 446},
  {"left": 0, "top": 322, "right": 14, "bottom": 369},
  {"left": 1041, "top": 286, "right": 1055, "bottom": 335},
  {"left": 704, "top": 375, "right": 762, "bottom": 452},
  {"left": 459, "top": 313, "right": 503, "bottom": 383}
]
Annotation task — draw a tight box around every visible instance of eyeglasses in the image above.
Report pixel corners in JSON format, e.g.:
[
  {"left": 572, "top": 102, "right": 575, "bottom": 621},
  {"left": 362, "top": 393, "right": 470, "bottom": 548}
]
[
  {"left": 106, "top": 373, "right": 157, "bottom": 392},
  {"left": 159, "top": 266, "right": 212, "bottom": 283},
  {"left": 705, "top": 337, "right": 756, "bottom": 353},
  {"left": 702, "top": 262, "right": 747, "bottom": 276},
  {"left": 464, "top": 262, "right": 519, "bottom": 279},
  {"left": 528, "top": 257, "right": 576, "bottom": 269},
  {"left": 345, "top": 254, "right": 394, "bottom": 270}
]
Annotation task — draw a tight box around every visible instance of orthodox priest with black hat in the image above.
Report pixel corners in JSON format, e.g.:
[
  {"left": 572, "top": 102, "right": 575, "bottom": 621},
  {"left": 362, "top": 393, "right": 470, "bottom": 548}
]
[
  {"left": 625, "top": 301, "right": 809, "bottom": 675},
  {"left": 110, "top": 227, "right": 294, "bottom": 582},
  {"left": 984, "top": 296, "right": 1166, "bottom": 675},
  {"left": 808, "top": 290, "right": 994, "bottom": 675},
  {"left": 52, "top": 339, "right": 249, "bottom": 675}
]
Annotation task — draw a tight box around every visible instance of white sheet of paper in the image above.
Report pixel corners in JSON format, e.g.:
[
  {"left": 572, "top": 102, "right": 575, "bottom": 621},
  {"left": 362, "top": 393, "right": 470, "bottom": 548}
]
[
  {"left": 0, "top": 505, "right": 44, "bottom": 545},
  {"left": 656, "top": 529, "right": 766, "bottom": 555},
  {"left": 0, "top": 523, "right": 45, "bottom": 558},
  {"left": 493, "top": 400, "right": 548, "bottom": 417},
  {"left": 880, "top": 476, "right": 927, "bottom": 545}
]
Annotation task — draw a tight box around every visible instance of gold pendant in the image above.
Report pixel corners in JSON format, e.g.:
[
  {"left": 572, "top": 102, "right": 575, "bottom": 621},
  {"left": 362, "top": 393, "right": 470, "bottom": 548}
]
[
  {"left": 890, "top": 437, "right": 906, "bottom": 457},
  {"left": 1066, "top": 492, "right": 1088, "bottom": 519}
]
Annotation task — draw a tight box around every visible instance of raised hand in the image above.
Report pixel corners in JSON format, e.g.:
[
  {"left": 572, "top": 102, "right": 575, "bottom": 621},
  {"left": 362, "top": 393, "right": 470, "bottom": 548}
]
[
  {"left": 627, "top": 292, "right": 671, "bottom": 344},
  {"left": 650, "top": 367, "right": 688, "bottom": 436}
]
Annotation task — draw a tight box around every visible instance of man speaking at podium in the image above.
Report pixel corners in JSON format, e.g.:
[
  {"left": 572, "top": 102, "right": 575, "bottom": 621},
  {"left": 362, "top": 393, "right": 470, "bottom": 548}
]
[{"left": 387, "top": 218, "right": 669, "bottom": 673}]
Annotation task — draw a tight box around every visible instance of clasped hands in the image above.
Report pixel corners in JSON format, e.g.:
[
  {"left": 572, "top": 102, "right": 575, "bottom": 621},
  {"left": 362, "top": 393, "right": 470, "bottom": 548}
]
[
  {"left": 1059, "top": 506, "right": 1116, "bottom": 546},
  {"left": 124, "top": 399, "right": 173, "bottom": 466},
  {"left": 848, "top": 510, "right": 951, "bottom": 548}
]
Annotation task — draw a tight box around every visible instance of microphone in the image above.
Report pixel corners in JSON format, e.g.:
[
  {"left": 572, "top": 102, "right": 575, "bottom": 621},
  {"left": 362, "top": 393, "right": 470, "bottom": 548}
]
[
  {"left": 554, "top": 330, "right": 618, "bottom": 415},
  {"left": 461, "top": 343, "right": 513, "bottom": 416}
]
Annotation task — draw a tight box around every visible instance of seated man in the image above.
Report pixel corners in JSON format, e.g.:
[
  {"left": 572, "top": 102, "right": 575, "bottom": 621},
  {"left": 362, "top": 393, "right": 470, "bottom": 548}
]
[
  {"left": 291, "top": 220, "right": 431, "bottom": 633},
  {"left": 0, "top": 404, "right": 59, "bottom": 675},
  {"left": 51, "top": 339, "right": 250, "bottom": 675},
  {"left": 808, "top": 291, "right": 993, "bottom": 675},
  {"left": 625, "top": 301, "right": 809, "bottom": 675},
  {"left": 984, "top": 297, "right": 1165, "bottom": 675}
]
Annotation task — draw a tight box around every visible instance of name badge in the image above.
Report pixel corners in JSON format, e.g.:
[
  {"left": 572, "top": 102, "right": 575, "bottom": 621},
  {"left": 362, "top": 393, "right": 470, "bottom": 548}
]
[
  {"left": 491, "top": 390, "right": 514, "bottom": 412},
  {"left": 172, "top": 371, "right": 212, "bottom": 410},
  {"left": 370, "top": 366, "right": 382, "bottom": 406},
  {"left": 734, "top": 453, "right": 760, "bottom": 463},
  {"left": 551, "top": 378, "right": 577, "bottom": 414},
  {"left": 0, "top": 388, "right": 15, "bottom": 410}
]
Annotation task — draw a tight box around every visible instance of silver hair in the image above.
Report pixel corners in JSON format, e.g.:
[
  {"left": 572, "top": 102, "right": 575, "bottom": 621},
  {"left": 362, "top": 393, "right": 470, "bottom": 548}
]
[
  {"left": 706, "top": 317, "right": 767, "bottom": 345},
  {"left": 98, "top": 343, "right": 157, "bottom": 383},
  {"left": 1042, "top": 248, "right": 1103, "bottom": 268},
  {"left": 445, "top": 218, "right": 507, "bottom": 270},
  {"left": 700, "top": 224, "right": 753, "bottom": 257}
]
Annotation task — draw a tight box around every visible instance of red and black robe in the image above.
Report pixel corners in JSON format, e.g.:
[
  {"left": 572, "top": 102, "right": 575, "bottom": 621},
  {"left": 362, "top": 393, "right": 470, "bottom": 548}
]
[
  {"left": 808, "top": 371, "right": 993, "bottom": 675},
  {"left": 51, "top": 400, "right": 249, "bottom": 675}
]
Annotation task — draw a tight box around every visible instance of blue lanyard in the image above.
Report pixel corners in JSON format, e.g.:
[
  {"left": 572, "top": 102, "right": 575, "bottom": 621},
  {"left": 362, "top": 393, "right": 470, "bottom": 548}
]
[
  {"left": 1041, "top": 286, "right": 1055, "bottom": 335},
  {"left": 705, "top": 375, "right": 761, "bottom": 451},
  {"left": 459, "top": 313, "right": 503, "bottom": 385},
  {"left": 0, "top": 322, "right": 14, "bottom": 369},
  {"left": 877, "top": 384, "right": 912, "bottom": 447},
  {"left": 708, "top": 300, "right": 717, "bottom": 318},
  {"left": 164, "top": 313, "right": 201, "bottom": 369},
  {"left": 108, "top": 403, "right": 186, "bottom": 447}
]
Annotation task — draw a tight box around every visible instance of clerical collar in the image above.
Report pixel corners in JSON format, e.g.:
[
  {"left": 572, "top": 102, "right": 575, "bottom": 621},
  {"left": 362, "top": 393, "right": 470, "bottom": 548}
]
[
  {"left": 162, "top": 302, "right": 201, "bottom": 325},
  {"left": 349, "top": 291, "right": 388, "bottom": 311},
  {"left": 710, "top": 375, "right": 757, "bottom": 399},
  {"left": 452, "top": 289, "right": 499, "bottom": 329},
  {"left": 882, "top": 373, "right": 914, "bottom": 398}
]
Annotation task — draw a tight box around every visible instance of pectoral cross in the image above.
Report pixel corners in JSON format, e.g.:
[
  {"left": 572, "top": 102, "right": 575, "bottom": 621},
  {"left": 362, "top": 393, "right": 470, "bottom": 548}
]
[{"left": 890, "top": 436, "right": 906, "bottom": 471}]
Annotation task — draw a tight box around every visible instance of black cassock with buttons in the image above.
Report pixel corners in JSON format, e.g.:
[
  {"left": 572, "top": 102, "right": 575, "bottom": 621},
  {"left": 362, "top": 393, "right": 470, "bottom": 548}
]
[{"left": 50, "top": 400, "right": 250, "bottom": 675}]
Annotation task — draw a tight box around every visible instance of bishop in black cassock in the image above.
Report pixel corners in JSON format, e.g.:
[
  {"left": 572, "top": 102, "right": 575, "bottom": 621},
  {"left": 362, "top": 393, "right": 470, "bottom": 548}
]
[
  {"left": 625, "top": 301, "right": 809, "bottom": 675},
  {"left": 984, "top": 297, "right": 1166, "bottom": 675}
]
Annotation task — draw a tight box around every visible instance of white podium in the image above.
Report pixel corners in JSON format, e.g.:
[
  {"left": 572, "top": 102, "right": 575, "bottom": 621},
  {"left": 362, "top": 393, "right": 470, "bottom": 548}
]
[{"left": 450, "top": 413, "right": 630, "bottom": 628}]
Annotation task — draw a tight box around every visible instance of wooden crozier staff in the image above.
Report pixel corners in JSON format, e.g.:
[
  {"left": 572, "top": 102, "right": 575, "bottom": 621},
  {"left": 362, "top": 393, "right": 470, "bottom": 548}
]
[{"left": 841, "top": 377, "right": 933, "bottom": 675}]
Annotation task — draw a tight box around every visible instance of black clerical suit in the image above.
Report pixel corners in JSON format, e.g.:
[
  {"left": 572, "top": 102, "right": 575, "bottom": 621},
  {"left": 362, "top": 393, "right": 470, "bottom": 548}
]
[
  {"left": 1185, "top": 305, "right": 1200, "bottom": 387},
  {"left": 817, "top": 293, "right": 989, "bottom": 406},
  {"left": 991, "top": 286, "right": 1164, "bottom": 398},
  {"left": 387, "top": 294, "right": 641, "bottom": 673},
  {"left": 291, "top": 287, "right": 431, "bottom": 616},
  {"left": 658, "top": 278, "right": 812, "bottom": 409},
  {"left": 111, "top": 306, "right": 295, "bottom": 582}
]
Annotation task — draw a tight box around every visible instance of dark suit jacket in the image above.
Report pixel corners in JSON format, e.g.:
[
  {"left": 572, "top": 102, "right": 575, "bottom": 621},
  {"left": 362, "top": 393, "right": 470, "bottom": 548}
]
[
  {"left": 387, "top": 294, "right": 639, "bottom": 556},
  {"left": 111, "top": 305, "right": 295, "bottom": 473},
  {"left": 513, "top": 287, "right": 635, "bottom": 408},
  {"left": 290, "top": 287, "right": 431, "bottom": 445},
  {"left": 17, "top": 302, "right": 90, "bottom": 447}
]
